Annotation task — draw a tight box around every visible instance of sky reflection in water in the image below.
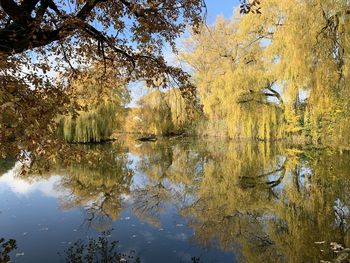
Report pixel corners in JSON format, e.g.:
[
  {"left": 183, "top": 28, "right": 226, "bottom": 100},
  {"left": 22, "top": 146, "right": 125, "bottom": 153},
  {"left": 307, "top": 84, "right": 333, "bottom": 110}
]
[{"left": 1, "top": 139, "right": 350, "bottom": 262}]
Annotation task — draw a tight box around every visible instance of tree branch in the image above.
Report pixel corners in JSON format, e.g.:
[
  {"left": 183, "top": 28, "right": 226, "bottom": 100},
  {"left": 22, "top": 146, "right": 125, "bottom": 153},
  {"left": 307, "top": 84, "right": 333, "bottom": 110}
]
[
  {"left": 77, "top": 0, "right": 102, "bottom": 20},
  {"left": 82, "top": 22, "right": 136, "bottom": 70},
  {"left": 0, "top": 0, "right": 33, "bottom": 25}
]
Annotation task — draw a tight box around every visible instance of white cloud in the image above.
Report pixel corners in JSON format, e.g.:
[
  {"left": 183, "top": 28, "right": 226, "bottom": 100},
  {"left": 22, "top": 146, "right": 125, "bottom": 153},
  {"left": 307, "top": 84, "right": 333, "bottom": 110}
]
[{"left": 0, "top": 163, "right": 65, "bottom": 198}]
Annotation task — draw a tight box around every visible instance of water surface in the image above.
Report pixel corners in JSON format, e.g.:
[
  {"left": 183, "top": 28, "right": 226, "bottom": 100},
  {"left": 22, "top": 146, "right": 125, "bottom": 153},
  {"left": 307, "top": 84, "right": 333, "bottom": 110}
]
[{"left": 1, "top": 138, "right": 350, "bottom": 262}]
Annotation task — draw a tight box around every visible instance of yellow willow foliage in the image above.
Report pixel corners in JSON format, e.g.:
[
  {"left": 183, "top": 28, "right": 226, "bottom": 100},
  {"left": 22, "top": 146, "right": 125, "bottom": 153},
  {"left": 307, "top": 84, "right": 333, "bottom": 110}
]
[
  {"left": 166, "top": 88, "right": 193, "bottom": 129},
  {"left": 58, "top": 64, "right": 129, "bottom": 143},
  {"left": 183, "top": 0, "right": 350, "bottom": 146},
  {"left": 182, "top": 16, "right": 285, "bottom": 140},
  {"left": 252, "top": 0, "right": 350, "bottom": 147},
  {"left": 59, "top": 102, "right": 120, "bottom": 143},
  {"left": 125, "top": 88, "right": 193, "bottom": 136}
]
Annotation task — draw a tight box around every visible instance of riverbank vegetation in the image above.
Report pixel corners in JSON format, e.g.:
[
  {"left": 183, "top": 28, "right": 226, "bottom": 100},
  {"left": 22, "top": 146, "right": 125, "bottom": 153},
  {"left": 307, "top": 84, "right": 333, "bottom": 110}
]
[
  {"left": 57, "top": 64, "right": 130, "bottom": 143},
  {"left": 181, "top": 0, "right": 350, "bottom": 149},
  {"left": 0, "top": 0, "right": 205, "bottom": 165},
  {"left": 2, "top": 1, "right": 350, "bottom": 262},
  {"left": 111, "top": 0, "right": 350, "bottom": 151},
  {"left": 1, "top": 0, "right": 350, "bottom": 165},
  {"left": 124, "top": 88, "right": 196, "bottom": 136}
]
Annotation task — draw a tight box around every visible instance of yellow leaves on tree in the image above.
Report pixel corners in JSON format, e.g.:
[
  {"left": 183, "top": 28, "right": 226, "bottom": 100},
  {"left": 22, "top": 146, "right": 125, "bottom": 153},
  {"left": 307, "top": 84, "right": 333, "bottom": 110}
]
[{"left": 182, "top": 0, "right": 350, "bottom": 147}]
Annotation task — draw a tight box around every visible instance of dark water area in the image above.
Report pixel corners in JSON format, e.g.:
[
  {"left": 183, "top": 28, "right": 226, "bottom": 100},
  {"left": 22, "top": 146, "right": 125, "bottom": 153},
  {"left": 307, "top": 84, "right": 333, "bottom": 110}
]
[{"left": 1, "top": 138, "right": 350, "bottom": 262}]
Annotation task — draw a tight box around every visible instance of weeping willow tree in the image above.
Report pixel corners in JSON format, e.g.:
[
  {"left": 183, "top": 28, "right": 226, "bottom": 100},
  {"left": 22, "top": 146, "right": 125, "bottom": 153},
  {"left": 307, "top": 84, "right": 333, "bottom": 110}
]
[
  {"left": 125, "top": 88, "right": 194, "bottom": 136},
  {"left": 182, "top": 16, "right": 285, "bottom": 140},
  {"left": 59, "top": 102, "right": 119, "bottom": 143},
  {"left": 137, "top": 89, "right": 174, "bottom": 136},
  {"left": 182, "top": 0, "right": 350, "bottom": 146},
  {"left": 247, "top": 0, "right": 350, "bottom": 148},
  {"left": 58, "top": 64, "right": 129, "bottom": 143}
]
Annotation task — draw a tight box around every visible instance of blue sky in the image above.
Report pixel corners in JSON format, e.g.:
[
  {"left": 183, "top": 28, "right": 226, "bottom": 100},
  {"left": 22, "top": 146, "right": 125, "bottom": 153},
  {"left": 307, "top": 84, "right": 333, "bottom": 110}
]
[
  {"left": 205, "top": 0, "right": 240, "bottom": 23},
  {"left": 128, "top": 0, "right": 241, "bottom": 106}
]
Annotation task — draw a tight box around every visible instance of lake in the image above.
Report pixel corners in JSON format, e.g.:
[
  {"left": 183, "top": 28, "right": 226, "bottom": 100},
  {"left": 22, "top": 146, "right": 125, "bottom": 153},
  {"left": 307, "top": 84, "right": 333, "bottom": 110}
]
[{"left": 1, "top": 138, "right": 349, "bottom": 262}]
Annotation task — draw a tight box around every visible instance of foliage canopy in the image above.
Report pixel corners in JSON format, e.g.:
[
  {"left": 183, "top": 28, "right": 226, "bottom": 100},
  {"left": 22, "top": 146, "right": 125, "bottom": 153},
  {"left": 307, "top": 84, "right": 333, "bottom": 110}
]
[
  {"left": 0, "top": 0, "right": 206, "bottom": 164},
  {"left": 182, "top": 0, "right": 350, "bottom": 147}
]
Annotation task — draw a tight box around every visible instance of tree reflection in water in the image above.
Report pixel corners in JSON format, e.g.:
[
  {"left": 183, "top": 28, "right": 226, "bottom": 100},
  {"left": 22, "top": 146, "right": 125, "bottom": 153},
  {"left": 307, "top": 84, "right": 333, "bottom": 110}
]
[
  {"left": 0, "top": 238, "right": 16, "bottom": 263},
  {"left": 58, "top": 231, "right": 140, "bottom": 263},
  {"left": 58, "top": 232, "right": 207, "bottom": 263},
  {"left": 126, "top": 139, "right": 350, "bottom": 262},
  {"left": 57, "top": 143, "right": 133, "bottom": 231},
  {"left": 14, "top": 138, "right": 350, "bottom": 262}
]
